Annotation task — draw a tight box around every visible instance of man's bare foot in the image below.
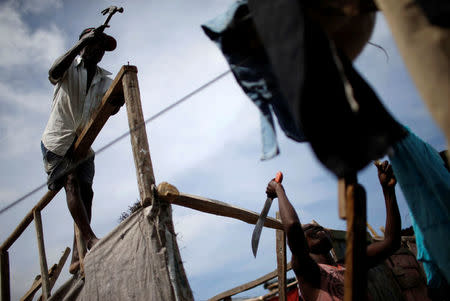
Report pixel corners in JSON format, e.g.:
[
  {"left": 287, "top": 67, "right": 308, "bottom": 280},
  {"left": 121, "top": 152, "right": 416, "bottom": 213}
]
[
  {"left": 69, "top": 261, "right": 80, "bottom": 274},
  {"left": 87, "top": 237, "right": 99, "bottom": 250}
]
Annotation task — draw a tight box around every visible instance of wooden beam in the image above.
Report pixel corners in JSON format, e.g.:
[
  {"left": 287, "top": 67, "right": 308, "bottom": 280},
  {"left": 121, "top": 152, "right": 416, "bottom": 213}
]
[
  {"left": 257, "top": 280, "right": 298, "bottom": 301},
  {"left": 344, "top": 183, "right": 367, "bottom": 301},
  {"left": 0, "top": 250, "right": 10, "bottom": 301},
  {"left": 73, "top": 66, "right": 128, "bottom": 159},
  {"left": 74, "top": 225, "right": 86, "bottom": 277},
  {"left": 1, "top": 66, "right": 129, "bottom": 252},
  {"left": 20, "top": 265, "right": 56, "bottom": 301},
  {"left": 157, "top": 189, "right": 283, "bottom": 231},
  {"left": 209, "top": 262, "right": 292, "bottom": 301},
  {"left": 338, "top": 178, "right": 347, "bottom": 219},
  {"left": 48, "top": 247, "right": 70, "bottom": 290},
  {"left": 276, "top": 212, "right": 287, "bottom": 301},
  {"left": 123, "top": 66, "right": 155, "bottom": 206},
  {"left": 33, "top": 210, "right": 51, "bottom": 300}
]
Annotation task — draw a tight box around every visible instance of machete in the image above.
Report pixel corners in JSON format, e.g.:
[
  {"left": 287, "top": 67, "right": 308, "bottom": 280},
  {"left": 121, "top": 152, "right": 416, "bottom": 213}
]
[{"left": 251, "top": 171, "right": 283, "bottom": 257}]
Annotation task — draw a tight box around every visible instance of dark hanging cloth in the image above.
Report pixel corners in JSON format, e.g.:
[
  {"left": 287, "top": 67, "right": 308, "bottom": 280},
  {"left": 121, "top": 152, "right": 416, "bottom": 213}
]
[
  {"left": 248, "top": 0, "right": 406, "bottom": 177},
  {"left": 202, "top": 0, "right": 307, "bottom": 161},
  {"left": 415, "top": 0, "right": 450, "bottom": 27}
]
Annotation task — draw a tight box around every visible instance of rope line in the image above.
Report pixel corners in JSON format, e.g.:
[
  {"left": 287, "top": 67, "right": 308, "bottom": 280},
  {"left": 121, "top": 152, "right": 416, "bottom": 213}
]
[{"left": 0, "top": 68, "right": 232, "bottom": 216}]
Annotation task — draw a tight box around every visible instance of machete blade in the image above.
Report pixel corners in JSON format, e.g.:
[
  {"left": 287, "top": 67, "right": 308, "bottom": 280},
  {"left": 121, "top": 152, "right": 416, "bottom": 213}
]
[{"left": 251, "top": 197, "right": 274, "bottom": 257}]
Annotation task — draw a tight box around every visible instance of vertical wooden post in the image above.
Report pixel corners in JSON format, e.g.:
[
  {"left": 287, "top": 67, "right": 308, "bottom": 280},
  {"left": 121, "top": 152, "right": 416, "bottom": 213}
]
[
  {"left": 276, "top": 212, "right": 287, "bottom": 301},
  {"left": 74, "top": 225, "right": 86, "bottom": 276},
  {"left": 343, "top": 182, "right": 367, "bottom": 301},
  {"left": 122, "top": 66, "right": 155, "bottom": 206},
  {"left": 338, "top": 178, "right": 347, "bottom": 219},
  {"left": 0, "top": 249, "right": 10, "bottom": 301},
  {"left": 33, "top": 210, "right": 51, "bottom": 300}
]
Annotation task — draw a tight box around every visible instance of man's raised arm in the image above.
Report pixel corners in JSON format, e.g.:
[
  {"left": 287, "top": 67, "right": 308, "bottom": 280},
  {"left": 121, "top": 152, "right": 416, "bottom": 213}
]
[
  {"left": 48, "top": 25, "right": 106, "bottom": 84},
  {"left": 266, "top": 180, "right": 321, "bottom": 297},
  {"left": 366, "top": 160, "right": 401, "bottom": 268}
]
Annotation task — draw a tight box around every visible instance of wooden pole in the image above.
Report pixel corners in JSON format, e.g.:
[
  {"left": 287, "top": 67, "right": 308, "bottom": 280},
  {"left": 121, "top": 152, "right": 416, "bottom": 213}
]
[
  {"left": 74, "top": 225, "right": 86, "bottom": 277},
  {"left": 338, "top": 178, "right": 347, "bottom": 219},
  {"left": 156, "top": 183, "right": 284, "bottom": 230},
  {"left": 0, "top": 249, "right": 10, "bottom": 301},
  {"left": 33, "top": 210, "right": 51, "bottom": 300},
  {"left": 343, "top": 182, "right": 367, "bottom": 301},
  {"left": 122, "top": 66, "right": 155, "bottom": 206},
  {"left": 276, "top": 212, "right": 287, "bottom": 301}
]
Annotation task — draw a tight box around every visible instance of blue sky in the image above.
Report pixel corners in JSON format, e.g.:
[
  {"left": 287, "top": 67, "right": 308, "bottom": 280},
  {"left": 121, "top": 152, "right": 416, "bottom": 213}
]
[{"left": 0, "top": 0, "right": 447, "bottom": 300}]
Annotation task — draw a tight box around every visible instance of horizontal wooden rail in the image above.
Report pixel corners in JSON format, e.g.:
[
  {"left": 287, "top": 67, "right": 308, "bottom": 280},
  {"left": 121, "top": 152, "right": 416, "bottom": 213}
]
[
  {"left": 0, "top": 66, "right": 131, "bottom": 252},
  {"left": 157, "top": 186, "right": 283, "bottom": 231},
  {"left": 1, "top": 190, "right": 58, "bottom": 251},
  {"left": 209, "top": 262, "right": 292, "bottom": 301}
]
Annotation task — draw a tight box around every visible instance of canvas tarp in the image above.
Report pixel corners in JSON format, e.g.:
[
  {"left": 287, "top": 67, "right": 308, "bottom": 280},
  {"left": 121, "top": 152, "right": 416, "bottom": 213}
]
[{"left": 49, "top": 202, "right": 193, "bottom": 301}]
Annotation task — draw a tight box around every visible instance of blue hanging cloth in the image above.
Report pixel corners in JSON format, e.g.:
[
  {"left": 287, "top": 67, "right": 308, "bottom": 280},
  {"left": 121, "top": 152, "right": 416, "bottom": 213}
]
[{"left": 389, "top": 128, "right": 450, "bottom": 286}]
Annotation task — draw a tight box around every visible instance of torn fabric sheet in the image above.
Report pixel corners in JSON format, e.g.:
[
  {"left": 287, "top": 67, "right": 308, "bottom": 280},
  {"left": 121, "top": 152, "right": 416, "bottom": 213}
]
[
  {"left": 201, "top": 0, "right": 306, "bottom": 161},
  {"left": 389, "top": 128, "right": 450, "bottom": 285},
  {"left": 49, "top": 205, "right": 193, "bottom": 300}
]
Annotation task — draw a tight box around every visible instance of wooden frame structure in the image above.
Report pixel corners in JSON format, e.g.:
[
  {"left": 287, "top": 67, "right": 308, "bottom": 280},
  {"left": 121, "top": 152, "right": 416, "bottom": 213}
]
[
  {"left": 0, "top": 65, "right": 138, "bottom": 300},
  {"left": 1, "top": 64, "right": 369, "bottom": 301}
]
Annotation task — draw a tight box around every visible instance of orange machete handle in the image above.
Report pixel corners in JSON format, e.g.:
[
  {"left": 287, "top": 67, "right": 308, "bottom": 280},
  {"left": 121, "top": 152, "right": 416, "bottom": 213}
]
[{"left": 275, "top": 171, "right": 283, "bottom": 183}]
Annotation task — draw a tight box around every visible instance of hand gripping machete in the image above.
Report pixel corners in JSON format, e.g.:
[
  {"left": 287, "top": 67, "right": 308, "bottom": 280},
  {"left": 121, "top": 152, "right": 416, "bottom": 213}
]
[{"left": 251, "top": 171, "right": 283, "bottom": 257}]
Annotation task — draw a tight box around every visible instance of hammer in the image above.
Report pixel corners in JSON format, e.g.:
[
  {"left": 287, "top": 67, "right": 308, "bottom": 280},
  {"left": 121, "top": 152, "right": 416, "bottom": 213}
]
[{"left": 100, "top": 6, "right": 124, "bottom": 29}]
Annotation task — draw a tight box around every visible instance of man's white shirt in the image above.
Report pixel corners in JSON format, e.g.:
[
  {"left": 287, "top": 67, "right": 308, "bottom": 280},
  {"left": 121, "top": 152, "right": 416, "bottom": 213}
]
[{"left": 42, "top": 56, "right": 112, "bottom": 156}]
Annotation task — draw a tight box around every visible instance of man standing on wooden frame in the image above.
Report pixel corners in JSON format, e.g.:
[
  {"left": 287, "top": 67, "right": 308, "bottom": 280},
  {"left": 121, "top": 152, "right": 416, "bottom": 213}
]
[{"left": 40, "top": 26, "right": 117, "bottom": 274}]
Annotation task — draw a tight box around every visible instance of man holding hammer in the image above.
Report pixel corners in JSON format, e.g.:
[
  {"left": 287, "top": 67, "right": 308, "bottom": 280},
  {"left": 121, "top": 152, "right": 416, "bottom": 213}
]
[{"left": 40, "top": 24, "right": 117, "bottom": 274}]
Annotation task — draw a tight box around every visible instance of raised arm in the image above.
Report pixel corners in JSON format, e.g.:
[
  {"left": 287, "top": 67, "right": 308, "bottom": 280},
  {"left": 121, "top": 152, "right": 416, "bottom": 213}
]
[
  {"left": 48, "top": 26, "right": 106, "bottom": 84},
  {"left": 266, "top": 181, "right": 321, "bottom": 295},
  {"left": 366, "top": 160, "right": 401, "bottom": 268}
]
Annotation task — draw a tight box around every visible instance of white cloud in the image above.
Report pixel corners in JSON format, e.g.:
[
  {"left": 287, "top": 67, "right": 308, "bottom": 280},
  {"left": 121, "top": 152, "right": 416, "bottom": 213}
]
[
  {"left": 0, "top": 2, "right": 65, "bottom": 69},
  {"left": 13, "top": 0, "right": 63, "bottom": 14}
]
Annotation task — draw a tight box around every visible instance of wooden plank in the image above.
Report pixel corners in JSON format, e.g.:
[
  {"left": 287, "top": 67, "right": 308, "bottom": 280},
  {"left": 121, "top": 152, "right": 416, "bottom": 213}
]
[
  {"left": 344, "top": 183, "right": 367, "bottom": 301},
  {"left": 158, "top": 192, "right": 283, "bottom": 231},
  {"left": 73, "top": 65, "right": 130, "bottom": 159},
  {"left": 338, "top": 178, "right": 346, "bottom": 219},
  {"left": 122, "top": 66, "right": 155, "bottom": 206},
  {"left": 209, "top": 262, "right": 292, "bottom": 301},
  {"left": 20, "top": 265, "right": 56, "bottom": 301},
  {"left": 22, "top": 247, "right": 70, "bottom": 301},
  {"left": 74, "top": 225, "right": 86, "bottom": 277},
  {"left": 1, "top": 66, "right": 130, "bottom": 252},
  {"left": 48, "top": 247, "right": 70, "bottom": 291},
  {"left": 276, "top": 212, "right": 287, "bottom": 301},
  {"left": 0, "top": 250, "right": 10, "bottom": 301},
  {"left": 33, "top": 210, "right": 51, "bottom": 300}
]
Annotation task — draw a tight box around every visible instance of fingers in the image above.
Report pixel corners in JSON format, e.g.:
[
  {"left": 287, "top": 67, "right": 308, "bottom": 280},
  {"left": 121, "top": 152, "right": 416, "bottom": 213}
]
[{"left": 374, "top": 160, "right": 389, "bottom": 172}]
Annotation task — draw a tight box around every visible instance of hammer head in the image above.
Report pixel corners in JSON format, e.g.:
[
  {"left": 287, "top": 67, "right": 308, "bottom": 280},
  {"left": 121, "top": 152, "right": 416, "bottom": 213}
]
[{"left": 101, "top": 6, "right": 124, "bottom": 16}]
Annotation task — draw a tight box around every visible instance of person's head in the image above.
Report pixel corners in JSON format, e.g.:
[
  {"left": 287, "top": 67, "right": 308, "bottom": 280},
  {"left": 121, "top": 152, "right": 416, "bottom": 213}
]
[
  {"left": 302, "top": 223, "right": 333, "bottom": 254},
  {"left": 79, "top": 28, "right": 116, "bottom": 64}
]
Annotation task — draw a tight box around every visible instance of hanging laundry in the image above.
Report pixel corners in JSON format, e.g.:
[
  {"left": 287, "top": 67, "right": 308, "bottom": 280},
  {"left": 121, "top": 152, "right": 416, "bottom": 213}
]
[
  {"left": 201, "top": 0, "right": 307, "bottom": 161},
  {"left": 245, "top": 0, "right": 406, "bottom": 177},
  {"left": 389, "top": 128, "right": 450, "bottom": 285}
]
